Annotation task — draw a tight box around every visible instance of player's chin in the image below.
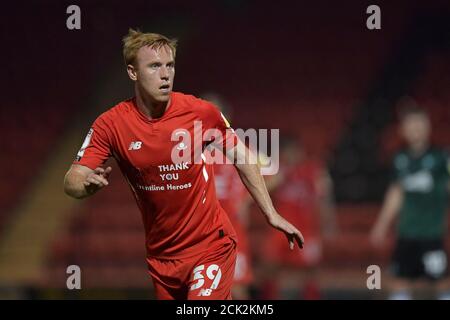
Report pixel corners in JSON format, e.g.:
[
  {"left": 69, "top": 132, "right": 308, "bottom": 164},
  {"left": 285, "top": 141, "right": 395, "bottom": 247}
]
[{"left": 155, "top": 91, "right": 171, "bottom": 102}]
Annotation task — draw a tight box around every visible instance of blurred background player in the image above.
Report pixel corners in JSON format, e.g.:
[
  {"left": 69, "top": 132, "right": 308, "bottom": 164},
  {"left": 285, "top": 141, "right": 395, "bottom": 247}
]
[
  {"left": 261, "top": 135, "right": 337, "bottom": 299},
  {"left": 371, "top": 105, "right": 450, "bottom": 300},
  {"left": 202, "top": 92, "right": 278, "bottom": 299},
  {"left": 212, "top": 148, "right": 255, "bottom": 300}
]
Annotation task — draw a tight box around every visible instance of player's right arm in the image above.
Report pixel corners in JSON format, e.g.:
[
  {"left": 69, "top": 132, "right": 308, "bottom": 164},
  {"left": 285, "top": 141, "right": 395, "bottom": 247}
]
[
  {"left": 370, "top": 182, "right": 403, "bottom": 247},
  {"left": 64, "top": 164, "right": 112, "bottom": 199},
  {"left": 64, "top": 116, "right": 113, "bottom": 199}
]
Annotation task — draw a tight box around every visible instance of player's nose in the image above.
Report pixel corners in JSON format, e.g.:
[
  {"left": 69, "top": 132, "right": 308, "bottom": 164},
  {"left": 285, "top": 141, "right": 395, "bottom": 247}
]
[{"left": 159, "top": 66, "right": 169, "bottom": 80}]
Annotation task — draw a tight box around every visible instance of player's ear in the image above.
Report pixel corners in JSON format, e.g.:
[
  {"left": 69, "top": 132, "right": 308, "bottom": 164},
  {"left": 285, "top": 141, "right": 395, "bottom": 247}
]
[{"left": 127, "top": 64, "right": 138, "bottom": 81}]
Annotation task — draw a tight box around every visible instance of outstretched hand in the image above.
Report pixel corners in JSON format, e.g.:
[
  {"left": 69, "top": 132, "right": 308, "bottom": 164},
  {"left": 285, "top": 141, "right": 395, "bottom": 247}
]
[
  {"left": 83, "top": 166, "right": 112, "bottom": 194},
  {"left": 268, "top": 213, "right": 305, "bottom": 250}
]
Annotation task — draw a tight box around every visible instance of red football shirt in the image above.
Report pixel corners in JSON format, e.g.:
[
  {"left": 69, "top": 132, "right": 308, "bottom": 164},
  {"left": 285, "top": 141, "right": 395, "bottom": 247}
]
[{"left": 74, "top": 92, "right": 238, "bottom": 259}]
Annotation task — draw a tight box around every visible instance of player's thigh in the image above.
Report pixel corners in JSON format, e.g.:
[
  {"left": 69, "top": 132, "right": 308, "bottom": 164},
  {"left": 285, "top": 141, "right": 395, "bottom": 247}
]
[
  {"left": 187, "top": 239, "right": 237, "bottom": 300},
  {"left": 147, "top": 258, "right": 188, "bottom": 300}
]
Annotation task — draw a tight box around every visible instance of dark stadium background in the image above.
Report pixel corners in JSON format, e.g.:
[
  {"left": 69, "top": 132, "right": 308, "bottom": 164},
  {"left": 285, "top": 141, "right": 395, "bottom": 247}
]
[{"left": 0, "top": 0, "right": 449, "bottom": 299}]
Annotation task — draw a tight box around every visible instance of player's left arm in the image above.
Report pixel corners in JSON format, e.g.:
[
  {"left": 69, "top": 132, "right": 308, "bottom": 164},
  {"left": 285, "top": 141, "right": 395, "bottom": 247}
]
[
  {"left": 225, "top": 138, "right": 304, "bottom": 250},
  {"left": 235, "top": 152, "right": 282, "bottom": 226}
]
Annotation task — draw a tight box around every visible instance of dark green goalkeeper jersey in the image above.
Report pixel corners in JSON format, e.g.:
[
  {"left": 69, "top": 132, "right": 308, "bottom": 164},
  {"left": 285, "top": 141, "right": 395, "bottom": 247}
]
[{"left": 392, "top": 147, "right": 450, "bottom": 239}]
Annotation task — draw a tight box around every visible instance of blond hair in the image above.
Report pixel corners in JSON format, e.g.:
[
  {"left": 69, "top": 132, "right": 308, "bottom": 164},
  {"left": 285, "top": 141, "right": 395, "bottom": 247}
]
[{"left": 122, "top": 28, "right": 177, "bottom": 66}]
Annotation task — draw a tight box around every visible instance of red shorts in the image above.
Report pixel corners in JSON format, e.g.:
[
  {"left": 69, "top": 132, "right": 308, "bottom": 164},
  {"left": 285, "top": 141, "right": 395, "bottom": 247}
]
[{"left": 147, "top": 236, "right": 237, "bottom": 300}]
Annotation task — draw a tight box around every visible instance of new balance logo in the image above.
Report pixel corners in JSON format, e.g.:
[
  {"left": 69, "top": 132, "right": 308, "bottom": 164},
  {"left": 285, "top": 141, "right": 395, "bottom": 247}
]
[
  {"left": 198, "top": 288, "right": 213, "bottom": 297},
  {"left": 129, "top": 141, "right": 142, "bottom": 150}
]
